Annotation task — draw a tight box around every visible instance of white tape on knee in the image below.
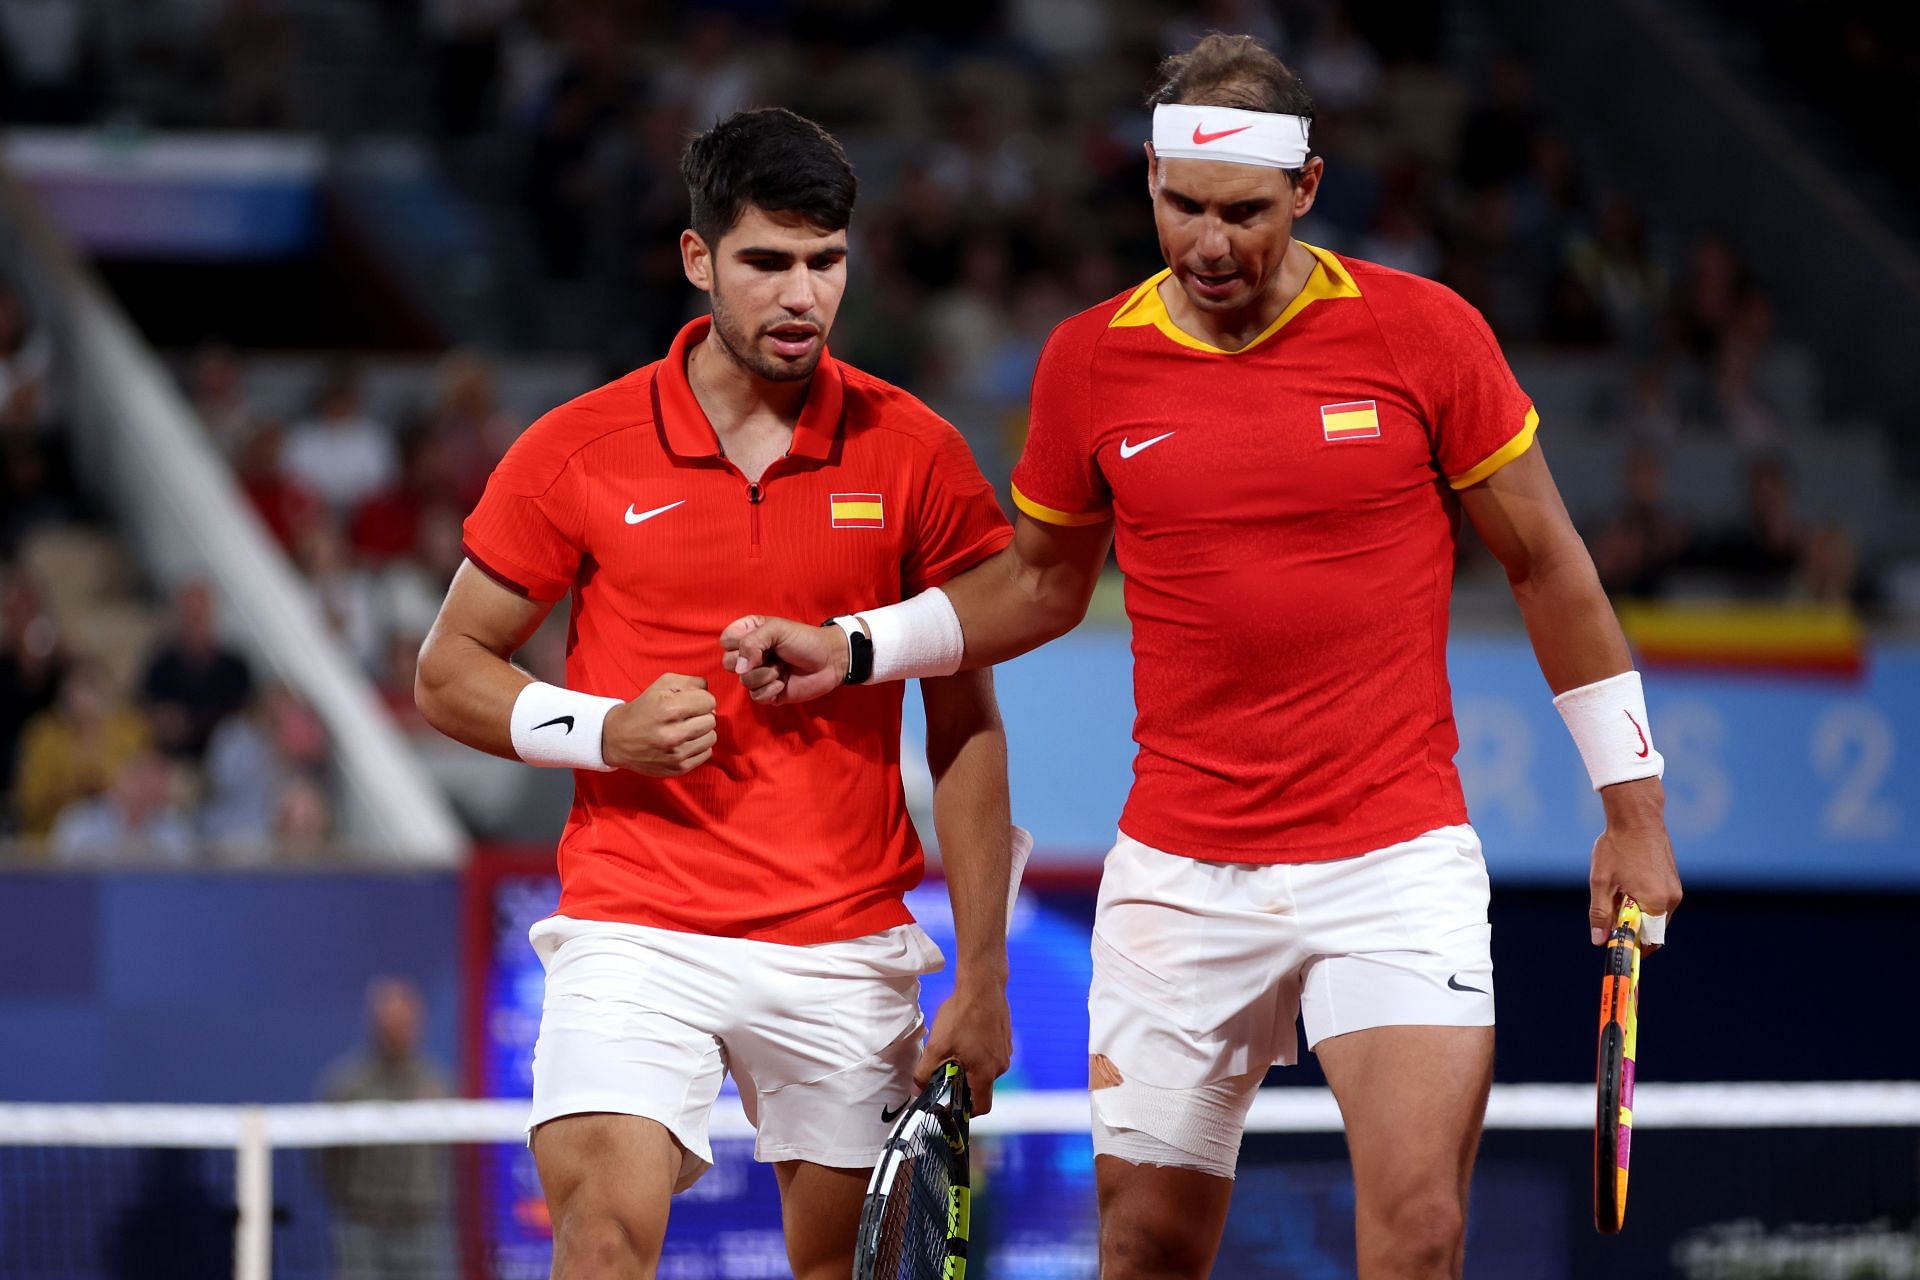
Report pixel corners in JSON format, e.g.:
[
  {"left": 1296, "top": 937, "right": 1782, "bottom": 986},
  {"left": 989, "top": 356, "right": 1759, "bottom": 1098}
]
[{"left": 1089, "top": 1074, "right": 1257, "bottom": 1179}]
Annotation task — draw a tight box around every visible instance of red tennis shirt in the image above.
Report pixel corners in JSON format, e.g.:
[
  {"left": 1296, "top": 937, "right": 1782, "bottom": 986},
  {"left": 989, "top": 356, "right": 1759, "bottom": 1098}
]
[
  {"left": 464, "top": 317, "right": 1011, "bottom": 943},
  {"left": 1011, "top": 244, "right": 1539, "bottom": 864}
]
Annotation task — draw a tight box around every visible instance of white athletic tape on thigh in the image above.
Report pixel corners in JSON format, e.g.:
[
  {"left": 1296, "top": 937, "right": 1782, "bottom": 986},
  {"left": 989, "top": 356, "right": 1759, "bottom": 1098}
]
[
  {"left": 855, "top": 587, "right": 964, "bottom": 684},
  {"left": 509, "top": 681, "right": 621, "bottom": 771},
  {"left": 1553, "top": 671, "right": 1665, "bottom": 791},
  {"left": 1089, "top": 1074, "right": 1258, "bottom": 1178}
]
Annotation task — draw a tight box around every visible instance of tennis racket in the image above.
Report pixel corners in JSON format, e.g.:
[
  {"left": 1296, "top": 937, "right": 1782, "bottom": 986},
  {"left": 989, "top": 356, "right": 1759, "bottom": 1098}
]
[
  {"left": 853, "top": 1059, "right": 973, "bottom": 1279},
  {"left": 1594, "top": 897, "right": 1644, "bottom": 1234}
]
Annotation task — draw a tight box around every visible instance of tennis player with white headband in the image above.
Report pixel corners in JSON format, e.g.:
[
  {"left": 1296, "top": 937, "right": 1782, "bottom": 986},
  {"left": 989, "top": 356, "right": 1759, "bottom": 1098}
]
[{"left": 721, "top": 33, "right": 1680, "bottom": 1280}]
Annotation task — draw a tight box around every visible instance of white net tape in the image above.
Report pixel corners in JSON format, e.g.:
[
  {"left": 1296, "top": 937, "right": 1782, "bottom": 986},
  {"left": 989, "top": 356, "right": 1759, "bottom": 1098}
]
[{"left": 4, "top": 1082, "right": 1918, "bottom": 1148}]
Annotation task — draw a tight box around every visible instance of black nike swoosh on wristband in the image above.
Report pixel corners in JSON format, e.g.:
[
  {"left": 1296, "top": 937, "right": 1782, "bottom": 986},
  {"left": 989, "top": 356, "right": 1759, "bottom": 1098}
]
[
  {"left": 1447, "top": 974, "right": 1489, "bottom": 994},
  {"left": 532, "top": 715, "right": 575, "bottom": 734}
]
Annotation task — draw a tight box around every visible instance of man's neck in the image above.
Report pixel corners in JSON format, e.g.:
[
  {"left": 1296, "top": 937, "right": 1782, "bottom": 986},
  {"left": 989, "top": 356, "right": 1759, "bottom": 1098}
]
[
  {"left": 686, "top": 331, "right": 809, "bottom": 435},
  {"left": 1159, "top": 237, "right": 1316, "bottom": 352}
]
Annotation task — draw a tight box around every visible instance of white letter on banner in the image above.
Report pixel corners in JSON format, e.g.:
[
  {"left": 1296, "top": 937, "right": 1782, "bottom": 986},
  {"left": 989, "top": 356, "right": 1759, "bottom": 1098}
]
[
  {"left": 1658, "top": 700, "right": 1732, "bottom": 839},
  {"left": 1814, "top": 703, "right": 1901, "bottom": 841}
]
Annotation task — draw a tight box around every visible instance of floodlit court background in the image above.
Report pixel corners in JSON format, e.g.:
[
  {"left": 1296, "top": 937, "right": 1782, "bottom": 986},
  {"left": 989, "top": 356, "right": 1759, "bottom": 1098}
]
[{"left": 3, "top": 0, "right": 1919, "bottom": 1277}]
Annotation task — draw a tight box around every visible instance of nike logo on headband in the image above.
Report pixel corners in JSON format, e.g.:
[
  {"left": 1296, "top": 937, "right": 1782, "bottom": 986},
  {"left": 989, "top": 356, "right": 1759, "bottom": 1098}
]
[{"left": 1192, "top": 123, "right": 1254, "bottom": 145}]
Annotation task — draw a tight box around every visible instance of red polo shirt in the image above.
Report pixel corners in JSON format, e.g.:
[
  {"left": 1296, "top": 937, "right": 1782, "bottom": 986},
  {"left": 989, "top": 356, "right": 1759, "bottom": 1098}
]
[
  {"left": 1012, "top": 245, "right": 1538, "bottom": 864},
  {"left": 464, "top": 318, "right": 1011, "bottom": 943}
]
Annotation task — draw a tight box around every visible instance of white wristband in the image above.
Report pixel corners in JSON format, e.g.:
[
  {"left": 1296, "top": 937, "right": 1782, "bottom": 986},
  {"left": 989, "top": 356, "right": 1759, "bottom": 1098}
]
[
  {"left": 852, "top": 587, "right": 965, "bottom": 684},
  {"left": 510, "top": 681, "right": 621, "bottom": 771},
  {"left": 1552, "top": 671, "right": 1665, "bottom": 792}
]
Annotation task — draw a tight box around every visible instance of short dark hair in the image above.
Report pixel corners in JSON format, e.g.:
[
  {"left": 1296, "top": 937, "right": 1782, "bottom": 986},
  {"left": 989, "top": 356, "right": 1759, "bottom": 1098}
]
[
  {"left": 680, "top": 107, "right": 858, "bottom": 247},
  {"left": 1147, "top": 33, "right": 1316, "bottom": 179}
]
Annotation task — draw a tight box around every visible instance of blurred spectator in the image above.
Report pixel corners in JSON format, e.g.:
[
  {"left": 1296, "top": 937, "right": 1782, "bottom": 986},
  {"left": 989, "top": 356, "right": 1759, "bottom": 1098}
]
[
  {"left": 48, "top": 749, "right": 194, "bottom": 866},
  {"left": 1704, "top": 454, "right": 1808, "bottom": 594},
  {"left": 377, "top": 632, "right": 430, "bottom": 734},
  {"left": 213, "top": 0, "right": 294, "bottom": 128},
  {"left": 139, "top": 580, "right": 253, "bottom": 762},
  {"left": 1590, "top": 448, "right": 1691, "bottom": 599},
  {"left": 13, "top": 657, "right": 149, "bottom": 841},
  {"left": 1459, "top": 57, "right": 1538, "bottom": 190},
  {"left": 425, "top": 0, "right": 515, "bottom": 138},
  {"left": 0, "top": 279, "right": 53, "bottom": 436},
  {"left": 422, "top": 350, "right": 516, "bottom": 511},
  {"left": 374, "top": 504, "right": 466, "bottom": 648},
  {"left": 0, "top": 566, "right": 65, "bottom": 818},
  {"left": 1709, "top": 290, "right": 1781, "bottom": 445},
  {"left": 351, "top": 431, "right": 456, "bottom": 566},
  {"left": 523, "top": 8, "right": 634, "bottom": 279},
  {"left": 187, "top": 341, "right": 259, "bottom": 456},
  {"left": 1569, "top": 196, "right": 1666, "bottom": 354},
  {"left": 318, "top": 977, "right": 455, "bottom": 1280},
  {"left": 1668, "top": 231, "right": 1748, "bottom": 364},
  {"left": 0, "top": 0, "right": 105, "bottom": 123},
  {"left": 298, "top": 519, "right": 382, "bottom": 668},
  {"left": 200, "top": 683, "right": 331, "bottom": 860},
  {"left": 284, "top": 365, "right": 399, "bottom": 515},
  {"left": 1298, "top": 6, "right": 1383, "bottom": 114},
  {"left": 273, "top": 772, "right": 334, "bottom": 858},
  {"left": 235, "top": 420, "right": 323, "bottom": 552}
]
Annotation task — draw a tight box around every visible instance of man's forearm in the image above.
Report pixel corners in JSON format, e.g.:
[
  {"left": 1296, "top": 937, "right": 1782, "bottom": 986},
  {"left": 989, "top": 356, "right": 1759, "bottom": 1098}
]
[
  {"left": 414, "top": 632, "right": 534, "bottom": 760},
  {"left": 1510, "top": 548, "right": 1668, "bottom": 821},
  {"left": 927, "top": 716, "right": 1013, "bottom": 981},
  {"left": 1507, "top": 542, "right": 1635, "bottom": 695},
  {"left": 942, "top": 537, "right": 1103, "bottom": 670}
]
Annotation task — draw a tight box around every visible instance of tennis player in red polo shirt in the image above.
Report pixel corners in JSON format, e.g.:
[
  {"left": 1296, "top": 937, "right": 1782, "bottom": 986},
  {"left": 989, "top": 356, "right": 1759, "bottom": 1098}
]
[
  {"left": 416, "top": 109, "right": 1015, "bottom": 1279},
  {"left": 722, "top": 37, "right": 1682, "bottom": 1280}
]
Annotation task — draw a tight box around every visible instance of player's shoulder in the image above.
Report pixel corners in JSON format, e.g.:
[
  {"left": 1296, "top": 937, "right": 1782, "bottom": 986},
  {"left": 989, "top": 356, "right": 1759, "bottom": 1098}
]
[
  {"left": 1334, "top": 251, "right": 1486, "bottom": 331},
  {"left": 837, "top": 361, "right": 970, "bottom": 457},
  {"left": 493, "top": 365, "right": 658, "bottom": 494},
  {"left": 1041, "top": 285, "right": 1141, "bottom": 365}
]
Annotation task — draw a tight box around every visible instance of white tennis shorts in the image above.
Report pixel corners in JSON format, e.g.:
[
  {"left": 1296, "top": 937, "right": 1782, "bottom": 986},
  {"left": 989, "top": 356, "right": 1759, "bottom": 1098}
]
[
  {"left": 1090, "top": 824, "right": 1495, "bottom": 1088},
  {"left": 527, "top": 915, "right": 941, "bottom": 1190}
]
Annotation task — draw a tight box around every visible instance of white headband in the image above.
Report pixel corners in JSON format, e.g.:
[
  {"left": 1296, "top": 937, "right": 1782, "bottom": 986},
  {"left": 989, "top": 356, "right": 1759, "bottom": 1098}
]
[{"left": 1150, "top": 103, "right": 1311, "bottom": 170}]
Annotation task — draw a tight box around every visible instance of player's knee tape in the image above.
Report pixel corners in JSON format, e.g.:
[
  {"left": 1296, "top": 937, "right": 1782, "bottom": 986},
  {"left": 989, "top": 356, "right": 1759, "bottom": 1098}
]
[{"left": 1089, "top": 1072, "right": 1260, "bottom": 1179}]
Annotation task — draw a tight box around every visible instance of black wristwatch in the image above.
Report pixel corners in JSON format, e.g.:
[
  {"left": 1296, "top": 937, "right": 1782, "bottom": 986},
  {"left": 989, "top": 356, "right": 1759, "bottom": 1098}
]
[{"left": 822, "top": 618, "right": 874, "bottom": 684}]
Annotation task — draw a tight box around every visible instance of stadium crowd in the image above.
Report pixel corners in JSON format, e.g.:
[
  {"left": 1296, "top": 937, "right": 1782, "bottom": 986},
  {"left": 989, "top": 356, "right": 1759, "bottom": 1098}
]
[{"left": 0, "top": 0, "right": 1893, "bottom": 860}]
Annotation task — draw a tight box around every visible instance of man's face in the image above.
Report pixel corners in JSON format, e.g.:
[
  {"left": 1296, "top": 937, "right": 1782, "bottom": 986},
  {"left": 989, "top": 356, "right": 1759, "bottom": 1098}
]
[
  {"left": 1148, "top": 152, "right": 1321, "bottom": 315},
  {"left": 682, "top": 206, "right": 848, "bottom": 382}
]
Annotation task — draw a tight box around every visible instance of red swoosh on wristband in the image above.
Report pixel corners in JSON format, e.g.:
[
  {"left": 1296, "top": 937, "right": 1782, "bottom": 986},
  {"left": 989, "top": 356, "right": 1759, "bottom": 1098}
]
[{"left": 1625, "top": 710, "right": 1650, "bottom": 758}]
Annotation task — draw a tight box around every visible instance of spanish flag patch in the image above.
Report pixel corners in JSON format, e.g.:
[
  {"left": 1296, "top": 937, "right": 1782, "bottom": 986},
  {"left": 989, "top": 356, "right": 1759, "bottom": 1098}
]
[
  {"left": 1320, "top": 400, "right": 1381, "bottom": 441},
  {"left": 830, "top": 492, "right": 885, "bottom": 529}
]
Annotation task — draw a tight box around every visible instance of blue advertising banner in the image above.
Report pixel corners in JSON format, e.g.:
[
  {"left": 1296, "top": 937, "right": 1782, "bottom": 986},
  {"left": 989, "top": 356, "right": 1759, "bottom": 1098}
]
[{"left": 921, "top": 634, "right": 1919, "bottom": 887}]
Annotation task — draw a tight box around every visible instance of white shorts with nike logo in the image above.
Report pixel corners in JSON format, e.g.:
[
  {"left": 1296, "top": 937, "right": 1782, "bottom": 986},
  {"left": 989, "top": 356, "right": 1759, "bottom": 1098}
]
[
  {"left": 1090, "top": 824, "right": 1495, "bottom": 1089},
  {"left": 526, "top": 916, "right": 941, "bottom": 1190}
]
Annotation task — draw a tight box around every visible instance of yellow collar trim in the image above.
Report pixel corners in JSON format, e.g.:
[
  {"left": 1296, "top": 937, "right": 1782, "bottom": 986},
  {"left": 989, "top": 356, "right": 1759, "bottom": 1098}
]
[{"left": 1109, "top": 241, "right": 1362, "bottom": 355}]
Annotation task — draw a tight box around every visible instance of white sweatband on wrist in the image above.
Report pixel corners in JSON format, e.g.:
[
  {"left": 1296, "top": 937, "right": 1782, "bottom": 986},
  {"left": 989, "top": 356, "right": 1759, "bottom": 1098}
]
[
  {"left": 1553, "top": 671, "right": 1665, "bottom": 792},
  {"left": 1151, "top": 103, "right": 1312, "bottom": 170},
  {"left": 853, "top": 587, "right": 965, "bottom": 684},
  {"left": 509, "top": 681, "right": 621, "bottom": 771}
]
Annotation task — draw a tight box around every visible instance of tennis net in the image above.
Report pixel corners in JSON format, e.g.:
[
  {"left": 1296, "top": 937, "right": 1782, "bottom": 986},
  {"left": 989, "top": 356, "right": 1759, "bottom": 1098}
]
[{"left": 3, "top": 1083, "right": 1916, "bottom": 1279}]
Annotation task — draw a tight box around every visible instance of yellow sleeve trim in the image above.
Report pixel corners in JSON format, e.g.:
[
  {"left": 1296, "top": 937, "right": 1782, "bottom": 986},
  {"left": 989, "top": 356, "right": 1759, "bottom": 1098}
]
[
  {"left": 1011, "top": 483, "right": 1112, "bottom": 528},
  {"left": 1448, "top": 405, "right": 1540, "bottom": 490}
]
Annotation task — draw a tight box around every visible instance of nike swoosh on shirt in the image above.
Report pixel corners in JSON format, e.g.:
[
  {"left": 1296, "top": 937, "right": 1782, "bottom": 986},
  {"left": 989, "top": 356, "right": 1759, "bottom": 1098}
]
[
  {"left": 1192, "top": 123, "right": 1253, "bottom": 145},
  {"left": 1118, "top": 432, "right": 1175, "bottom": 459},
  {"left": 625, "top": 500, "right": 685, "bottom": 525},
  {"left": 1447, "top": 974, "right": 1489, "bottom": 995},
  {"left": 532, "top": 715, "right": 574, "bottom": 734}
]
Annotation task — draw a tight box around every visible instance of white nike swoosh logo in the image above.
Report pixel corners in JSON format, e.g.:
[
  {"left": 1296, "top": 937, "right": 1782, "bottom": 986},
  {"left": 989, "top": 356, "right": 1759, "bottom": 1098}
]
[
  {"left": 624, "top": 500, "right": 685, "bottom": 525},
  {"left": 1118, "top": 432, "right": 1175, "bottom": 459}
]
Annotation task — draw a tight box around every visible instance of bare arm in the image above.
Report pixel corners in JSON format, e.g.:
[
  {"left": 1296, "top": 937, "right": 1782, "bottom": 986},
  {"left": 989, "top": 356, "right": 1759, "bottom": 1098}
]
[
  {"left": 1459, "top": 445, "right": 1683, "bottom": 940},
  {"left": 912, "top": 668, "right": 1014, "bottom": 1111},
  {"left": 718, "top": 514, "right": 1113, "bottom": 703},
  {"left": 946, "top": 515, "right": 1114, "bottom": 668},
  {"left": 417, "top": 561, "right": 719, "bottom": 776},
  {"left": 415, "top": 562, "right": 553, "bottom": 759}
]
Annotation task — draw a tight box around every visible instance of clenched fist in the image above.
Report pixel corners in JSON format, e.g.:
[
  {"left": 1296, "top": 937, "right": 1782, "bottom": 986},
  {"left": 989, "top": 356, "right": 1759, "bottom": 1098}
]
[{"left": 604, "top": 674, "right": 718, "bottom": 776}]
